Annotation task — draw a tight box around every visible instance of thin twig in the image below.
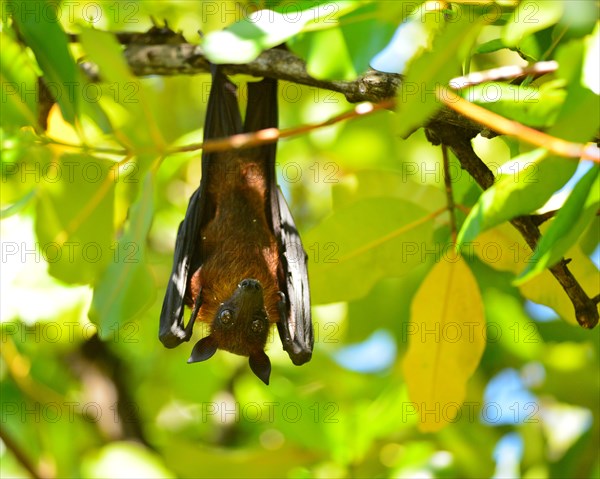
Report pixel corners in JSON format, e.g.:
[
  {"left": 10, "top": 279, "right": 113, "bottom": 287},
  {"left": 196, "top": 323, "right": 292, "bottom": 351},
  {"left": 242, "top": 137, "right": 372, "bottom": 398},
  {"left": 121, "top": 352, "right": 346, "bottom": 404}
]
[
  {"left": 170, "top": 100, "right": 395, "bottom": 154},
  {"left": 436, "top": 86, "right": 600, "bottom": 163},
  {"left": 442, "top": 145, "right": 457, "bottom": 243},
  {"left": 449, "top": 61, "right": 558, "bottom": 89},
  {"left": 0, "top": 423, "right": 47, "bottom": 479}
]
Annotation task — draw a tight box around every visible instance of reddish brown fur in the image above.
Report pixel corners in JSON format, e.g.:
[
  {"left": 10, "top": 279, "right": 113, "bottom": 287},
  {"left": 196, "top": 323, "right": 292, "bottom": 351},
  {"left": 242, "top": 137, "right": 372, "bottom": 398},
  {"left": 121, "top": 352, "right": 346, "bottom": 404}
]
[{"left": 187, "top": 150, "right": 281, "bottom": 332}]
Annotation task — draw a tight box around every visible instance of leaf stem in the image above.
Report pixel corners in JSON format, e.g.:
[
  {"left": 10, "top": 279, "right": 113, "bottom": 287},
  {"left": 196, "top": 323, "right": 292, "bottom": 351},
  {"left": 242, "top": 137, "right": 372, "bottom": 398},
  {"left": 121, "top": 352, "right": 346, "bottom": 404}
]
[{"left": 442, "top": 145, "right": 457, "bottom": 243}]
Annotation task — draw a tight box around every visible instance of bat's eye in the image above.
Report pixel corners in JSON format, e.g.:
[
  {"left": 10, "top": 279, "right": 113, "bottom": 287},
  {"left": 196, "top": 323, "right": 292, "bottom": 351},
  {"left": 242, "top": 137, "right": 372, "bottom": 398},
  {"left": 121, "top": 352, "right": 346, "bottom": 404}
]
[
  {"left": 251, "top": 319, "right": 264, "bottom": 333},
  {"left": 219, "top": 309, "right": 233, "bottom": 325}
]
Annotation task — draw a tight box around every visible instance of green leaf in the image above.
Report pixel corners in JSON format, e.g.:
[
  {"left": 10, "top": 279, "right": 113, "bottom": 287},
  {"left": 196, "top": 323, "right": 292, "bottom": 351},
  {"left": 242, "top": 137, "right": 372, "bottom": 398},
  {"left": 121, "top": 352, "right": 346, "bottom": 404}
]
[
  {"left": 579, "top": 216, "right": 600, "bottom": 256},
  {"left": 305, "top": 197, "right": 434, "bottom": 304},
  {"left": 516, "top": 165, "right": 600, "bottom": 284},
  {"left": 13, "top": 0, "right": 78, "bottom": 124},
  {"left": 0, "top": 130, "right": 52, "bottom": 207},
  {"left": 78, "top": 26, "right": 161, "bottom": 170},
  {"left": 89, "top": 172, "right": 156, "bottom": 337},
  {"left": 512, "top": 28, "right": 554, "bottom": 62},
  {"left": 582, "top": 23, "right": 599, "bottom": 95},
  {"left": 300, "top": 27, "right": 356, "bottom": 80},
  {"left": 0, "top": 31, "right": 39, "bottom": 130},
  {"left": 0, "top": 189, "right": 36, "bottom": 219},
  {"left": 474, "top": 224, "right": 598, "bottom": 326},
  {"left": 78, "top": 27, "right": 134, "bottom": 85},
  {"left": 461, "top": 80, "right": 566, "bottom": 128},
  {"left": 331, "top": 169, "right": 445, "bottom": 213},
  {"left": 548, "top": 39, "right": 600, "bottom": 143},
  {"left": 35, "top": 153, "right": 115, "bottom": 284},
  {"left": 203, "top": 3, "right": 359, "bottom": 65},
  {"left": 475, "top": 38, "right": 507, "bottom": 54},
  {"left": 396, "top": 13, "right": 484, "bottom": 136},
  {"left": 338, "top": 2, "right": 404, "bottom": 75},
  {"left": 502, "top": 0, "right": 563, "bottom": 47},
  {"left": 457, "top": 148, "right": 578, "bottom": 244}
]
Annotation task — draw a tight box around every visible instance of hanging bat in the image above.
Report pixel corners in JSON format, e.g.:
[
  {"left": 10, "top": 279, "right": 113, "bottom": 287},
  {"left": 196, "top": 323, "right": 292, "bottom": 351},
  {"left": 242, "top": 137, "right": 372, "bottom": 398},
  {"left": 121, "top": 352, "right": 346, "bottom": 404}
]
[{"left": 159, "top": 66, "right": 313, "bottom": 385}]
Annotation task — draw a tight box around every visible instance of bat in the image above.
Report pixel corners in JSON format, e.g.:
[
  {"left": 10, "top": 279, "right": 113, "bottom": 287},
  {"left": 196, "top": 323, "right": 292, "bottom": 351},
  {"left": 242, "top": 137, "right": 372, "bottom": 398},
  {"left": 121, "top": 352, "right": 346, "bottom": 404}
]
[{"left": 159, "top": 66, "right": 313, "bottom": 385}]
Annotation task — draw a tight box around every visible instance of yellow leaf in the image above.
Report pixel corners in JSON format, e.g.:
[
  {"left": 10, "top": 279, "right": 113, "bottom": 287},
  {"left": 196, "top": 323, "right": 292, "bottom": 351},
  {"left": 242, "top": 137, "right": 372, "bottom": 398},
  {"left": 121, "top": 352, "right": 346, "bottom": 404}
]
[
  {"left": 473, "top": 224, "right": 598, "bottom": 325},
  {"left": 402, "top": 255, "right": 486, "bottom": 432}
]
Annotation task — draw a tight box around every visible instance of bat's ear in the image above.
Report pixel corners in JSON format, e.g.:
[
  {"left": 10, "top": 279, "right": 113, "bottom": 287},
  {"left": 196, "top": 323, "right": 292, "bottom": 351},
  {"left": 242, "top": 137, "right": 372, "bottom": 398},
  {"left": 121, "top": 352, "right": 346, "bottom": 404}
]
[
  {"left": 188, "top": 335, "right": 218, "bottom": 363},
  {"left": 249, "top": 350, "right": 271, "bottom": 385}
]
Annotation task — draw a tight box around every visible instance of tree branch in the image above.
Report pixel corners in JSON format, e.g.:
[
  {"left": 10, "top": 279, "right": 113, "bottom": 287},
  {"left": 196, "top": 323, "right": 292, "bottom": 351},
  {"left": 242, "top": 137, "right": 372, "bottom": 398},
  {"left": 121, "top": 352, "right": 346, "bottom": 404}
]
[
  {"left": 427, "top": 122, "right": 599, "bottom": 329},
  {"left": 437, "top": 87, "right": 600, "bottom": 162},
  {"left": 118, "top": 43, "right": 486, "bottom": 131},
  {"left": 0, "top": 427, "right": 47, "bottom": 479}
]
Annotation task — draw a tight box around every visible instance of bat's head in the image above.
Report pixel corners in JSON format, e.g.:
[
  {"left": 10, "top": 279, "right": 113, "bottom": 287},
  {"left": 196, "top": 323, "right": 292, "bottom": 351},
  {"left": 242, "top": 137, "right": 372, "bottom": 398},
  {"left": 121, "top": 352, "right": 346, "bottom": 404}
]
[{"left": 188, "top": 278, "right": 272, "bottom": 384}]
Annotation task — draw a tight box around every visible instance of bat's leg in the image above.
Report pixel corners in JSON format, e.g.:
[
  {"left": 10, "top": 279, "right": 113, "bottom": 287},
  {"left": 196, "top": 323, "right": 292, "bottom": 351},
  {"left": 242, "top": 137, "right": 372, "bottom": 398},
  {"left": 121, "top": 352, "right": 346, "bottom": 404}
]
[
  {"left": 276, "top": 291, "right": 287, "bottom": 323},
  {"left": 276, "top": 291, "right": 294, "bottom": 351},
  {"left": 184, "top": 289, "right": 202, "bottom": 340}
]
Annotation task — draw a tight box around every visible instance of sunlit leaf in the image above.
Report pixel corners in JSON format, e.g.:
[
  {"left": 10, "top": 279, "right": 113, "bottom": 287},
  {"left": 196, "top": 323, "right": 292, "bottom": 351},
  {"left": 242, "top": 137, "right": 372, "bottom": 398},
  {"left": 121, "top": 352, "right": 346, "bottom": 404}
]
[
  {"left": 203, "top": 3, "right": 359, "bottom": 65},
  {"left": 474, "top": 224, "right": 599, "bottom": 325},
  {"left": 0, "top": 189, "right": 36, "bottom": 219},
  {"left": 502, "top": 0, "right": 563, "bottom": 47},
  {"left": 403, "top": 255, "right": 486, "bottom": 432},
  {"left": 582, "top": 23, "right": 600, "bottom": 95},
  {"left": 305, "top": 197, "right": 434, "bottom": 304},
  {"left": 549, "top": 39, "right": 600, "bottom": 143},
  {"left": 331, "top": 169, "right": 446, "bottom": 213},
  {"left": 338, "top": 2, "right": 404, "bottom": 75},
  {"left": 475, "top": 38, "right": 507, "bottom": 54},
  {"left": 369, "top": 3, "right": 434, "bottom": 75},
  {"left": 397, "top": 12, "right": 484, "bottom": 136},
  {"left": 461, "top": 80, "right": 566, "bottom": 128},
  {"left": 482, "top": 288, "right": 544, "bottom": 360},
  {"left": 579, "top": 215, "right": 600, "bottom": 256},
  {"left": 90, "top": 172, "right": 156, "bottom": 337},
  {"left": 78, "top": 26, "right": 163, "bottom": 163},
  {"left": 13, "top": 0, "right": 78, "bottom": 123},
  {"left": 35, "top": 154, "right": 115, "bottom": 284},
  {"left": 0, "top": 32, "right": 39, "bottom": 130},
  {"left": 301, "top": 27, "right": 356, "bottom": 80},
  {"left": 517, "top": 165, "right": 599, "bottom": 283},
  {"left": 558, "top": 0, "right": 598, "bottom": 39}
]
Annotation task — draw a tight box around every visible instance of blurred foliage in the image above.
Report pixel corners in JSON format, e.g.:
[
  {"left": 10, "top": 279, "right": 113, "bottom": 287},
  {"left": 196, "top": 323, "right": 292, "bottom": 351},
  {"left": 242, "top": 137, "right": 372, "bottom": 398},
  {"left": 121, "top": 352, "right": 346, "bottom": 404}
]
[{"left": 1, "top": 1, "right": 598, "bottom": 478}]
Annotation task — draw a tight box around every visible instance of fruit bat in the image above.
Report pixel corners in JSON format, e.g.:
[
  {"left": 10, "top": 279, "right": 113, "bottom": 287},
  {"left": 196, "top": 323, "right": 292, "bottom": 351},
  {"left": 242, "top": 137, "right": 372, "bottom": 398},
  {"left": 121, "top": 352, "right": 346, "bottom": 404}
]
[{"left": 159, "top": 66, "right": 313, "bottom": 385}]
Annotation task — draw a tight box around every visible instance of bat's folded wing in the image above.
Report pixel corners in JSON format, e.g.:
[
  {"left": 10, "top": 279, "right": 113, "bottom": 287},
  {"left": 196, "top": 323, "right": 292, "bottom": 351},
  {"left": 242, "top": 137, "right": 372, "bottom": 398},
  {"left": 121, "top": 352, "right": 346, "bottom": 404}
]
[
  {"left": 160, "top": 65, "right": 243, "bottom": 349},
  {"left": 159, "top": 187, "right": 204, "bottom": 348},
  {"left": 274, "top": 187, "right": 314, "bottom": 365}
]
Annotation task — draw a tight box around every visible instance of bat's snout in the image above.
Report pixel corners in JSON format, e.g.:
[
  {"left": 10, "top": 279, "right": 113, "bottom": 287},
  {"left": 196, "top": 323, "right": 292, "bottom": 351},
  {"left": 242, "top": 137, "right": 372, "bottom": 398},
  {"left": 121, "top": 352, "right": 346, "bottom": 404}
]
[{"left": 239, "top": 278, "right": 262, "bottom": 291}]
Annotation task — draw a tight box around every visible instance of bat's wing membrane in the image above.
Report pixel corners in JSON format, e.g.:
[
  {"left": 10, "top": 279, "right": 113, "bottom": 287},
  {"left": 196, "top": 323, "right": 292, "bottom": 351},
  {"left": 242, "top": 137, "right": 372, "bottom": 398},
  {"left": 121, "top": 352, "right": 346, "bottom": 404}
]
[
  {"left": 246, "top": 78, "right": 314, "bottom": 365},
  {"left": 159, "top": 188, "right": 204, "bottom": 347},
  {"left": 159, "top": 66, "right": 243, "bottom": 348},
  {"left": 273, "top": 188, "right": 314, "bottom": 364}
]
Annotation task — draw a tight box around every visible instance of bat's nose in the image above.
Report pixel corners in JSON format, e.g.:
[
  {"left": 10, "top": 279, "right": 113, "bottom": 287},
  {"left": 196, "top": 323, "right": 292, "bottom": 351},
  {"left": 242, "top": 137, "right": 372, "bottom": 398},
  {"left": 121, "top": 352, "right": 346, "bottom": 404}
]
[{"left": 239, "top": 278, "right": 262, "bottom": 290}]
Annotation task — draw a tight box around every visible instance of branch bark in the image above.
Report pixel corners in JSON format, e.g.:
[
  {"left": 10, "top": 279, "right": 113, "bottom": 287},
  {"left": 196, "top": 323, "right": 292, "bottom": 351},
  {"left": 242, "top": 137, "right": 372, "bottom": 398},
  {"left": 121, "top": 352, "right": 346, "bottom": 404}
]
[{"left": 119, "top": 43, "right": 484, "bottom": 131}]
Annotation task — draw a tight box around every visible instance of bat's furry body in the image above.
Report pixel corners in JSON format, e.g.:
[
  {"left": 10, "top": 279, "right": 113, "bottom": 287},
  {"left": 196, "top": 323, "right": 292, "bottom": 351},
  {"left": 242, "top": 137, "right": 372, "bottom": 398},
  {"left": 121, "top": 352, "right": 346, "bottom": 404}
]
[{"left": 159, "top": 67, "right": 313, "bottom": 384}]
